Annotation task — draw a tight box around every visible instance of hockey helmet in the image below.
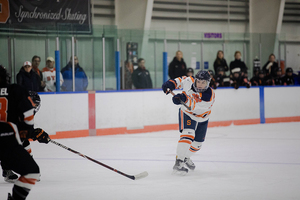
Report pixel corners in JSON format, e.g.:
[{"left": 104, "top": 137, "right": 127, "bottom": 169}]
[
  {"left": 28, "top": 91, "right": 41, "bottom": 115},
  {"left": 0, "top": 65, "right": 11, "bottom": 87},
  {"left": 193, "top": 70, "right": 211, "bottom": 93}
]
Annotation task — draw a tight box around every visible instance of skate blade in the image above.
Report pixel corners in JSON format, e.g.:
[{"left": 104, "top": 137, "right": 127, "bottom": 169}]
[{"left": 172, "top": 170, "right": 188, "bottom": 176}]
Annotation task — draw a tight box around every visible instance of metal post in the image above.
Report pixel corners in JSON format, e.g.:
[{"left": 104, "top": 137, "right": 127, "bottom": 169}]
[
  {"left": 7, "top": 37, "right": 12, "bottom": 79},
  {"left": 115, "top": 39, "right": 120, "bottom": 90},
  {"left": 72, "top": 37, "right": 75, "bottom": 92},
  {"left": 201, "top": 41, "right": 203, "bottom": 70},
  {"left": 154, "top": 41, "right": 157, "bottom": 88},
  {"left": 91, "top": 38, "right": 95, "bottom": 90},
  {"left": 45, "top": 38, "right": 50, "bottom": 59},
  {"left": 178, "top": 42, "right": 181, "bottom": 51},
  {"left": 284, "top": 42, "right": 287, "bottom": 69},
  {"left": 243, "top": 42, "right": 246, "bottom": 63},
  {"left": 222, "top": 43, "right": 225, "bottom": 53},
  {"left": 259, "top": 43, "right": 262, "bottom": 61},
  {"left": 13, "top": 38, "right": 16, "bottom": 83},
  {"left": 278, "top": 42, "right": 281, "bottom": 68},
  {"left": 121, "top": 38, "right": 125, "bottom": 89},
  {"left": 55, "top": 37, "right": 61, "bottom": 92},
  {"left": 163, "top": 39, "right": 168, "bottom": 83},
  {"left": 102, "top": 36, "right": 106, "bottom": 91}
]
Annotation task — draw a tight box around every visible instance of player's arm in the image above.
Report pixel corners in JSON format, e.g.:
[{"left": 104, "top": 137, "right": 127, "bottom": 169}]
[{"left": 162, "top": 76, "right": 187, "bottom": 94}]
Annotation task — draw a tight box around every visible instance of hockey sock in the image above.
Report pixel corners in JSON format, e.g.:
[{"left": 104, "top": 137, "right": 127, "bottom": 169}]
[
  {"left": 185, "top": 141, "right": 202, "bottom": 158},
  {"left": 176, "top": 129, "right": 195, "bottom": 160},
  {"left": 12, "top": 185, "right": 30, "bottom": 200},
  {"left": 13, "top": 173, "right": 39, "bottom": 200}
]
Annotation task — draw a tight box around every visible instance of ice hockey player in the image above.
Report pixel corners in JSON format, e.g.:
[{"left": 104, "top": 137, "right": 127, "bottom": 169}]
[
  {"left": 0, "top": 65, "right": 50, "bottom": 200},
  {"left": 2, "top": 91, "right": 41, "bottom": 183},
  {"left": 162, "top": 70, "right": 215, "bottom": 175}
]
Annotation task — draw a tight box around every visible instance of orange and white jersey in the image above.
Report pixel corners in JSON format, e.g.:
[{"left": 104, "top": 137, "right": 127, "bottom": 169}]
[
  {"left": 173, "top": 76, "right": 215, "bottom": 122},
  {"left": 42, "top": 67, "right": 64, "bottom": 92}
]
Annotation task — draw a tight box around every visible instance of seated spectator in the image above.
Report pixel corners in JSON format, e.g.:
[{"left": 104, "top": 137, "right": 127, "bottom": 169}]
[
  {"left": 186, "top": 68, "right": 194, "bottom": 77},
  {"left": 250, "top": 70, "right": 267, "bottom": 86},
  {"left": 241, "top": 71, "right": 251, "bottom": 88},
  {"left": 262, "top": 54, "right": 278, "bottom": 78},
  {"left": 208, "top": 69, "right": 217, "bottom": 89},
  {"left": 282, "top": 68, "right": 294, "bottom": 85},
  {"left": 42, "top": 57, "right": 64, "bottom": 92},
  {"left": 213, "top": 50, "right": 228, "bottom": 74},
  {"left": 273, "top": 68, "right": 283, "bottom": 86},
  {"left": 230, "top": 51, "right": 248, "bottom": 76},
  {"left": 230, "top": 68, "right": 242, "bottom": 89},
  {"left": 17, "top": 61, "right": 41, "bottom": 92},
  {"left": 61, "top": 56, "right": 88, "bottom": 91},
  {"left": 132, "top": 58, "right": 153, "bottom": 89},
  {"left": 215, "top": 67, "right": 230, "bottom": 87},
  {"left": 31, "top": 55, "right": 45, "bottom": 91},
  {"left": 168, "top": 51, "right": 187, "bottom": 79}
]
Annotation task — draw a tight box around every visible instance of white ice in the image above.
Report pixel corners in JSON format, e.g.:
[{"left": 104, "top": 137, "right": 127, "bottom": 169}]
[{"left": 1, "top": 122, "right": 300, "bottom": 200}]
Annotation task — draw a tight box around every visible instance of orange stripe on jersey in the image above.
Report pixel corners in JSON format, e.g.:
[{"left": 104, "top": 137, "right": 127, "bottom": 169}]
[
  {"left": 177, "top": 77, "right": 182, "bottom": 83},
  {"left": 210, "top": 88, "right": 214, "bottom": 101},
  {"left": 190, "top": 76, "right": 194, "bottom": 82},
  {"left": 180, "top": 135, "right": 195, "bottom": 139},
  {"left": 24, "top": 115, "right": 34, "bottom": 121},
  {"left": 18, "top": 176, "right": 37, "bottom": 185},
  {"left": 27, "top": 149, "right": 32, "bottom": 154},
  {"left": 178, "top": 140, "right": 192, "bottom": 145},
  {"left": 180, "top": 110, "right": 184, "bottom": 130}
]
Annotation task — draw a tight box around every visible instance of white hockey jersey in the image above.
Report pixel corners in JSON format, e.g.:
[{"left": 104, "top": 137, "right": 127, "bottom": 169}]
[
  {"left": 173, "top": 76, "right": 215, "bottom": 122},
  {"left": 42, "top": 67, "right": 64, "bottom": 92}
]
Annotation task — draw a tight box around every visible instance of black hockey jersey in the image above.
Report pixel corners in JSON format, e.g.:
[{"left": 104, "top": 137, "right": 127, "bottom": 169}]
[{"left": 0, "top": 84, "right": 35, "bottom": 133}]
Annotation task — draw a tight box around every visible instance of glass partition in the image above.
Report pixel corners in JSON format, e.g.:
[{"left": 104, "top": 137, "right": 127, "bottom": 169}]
[{"left": 0, "top": 25, "right": 299, "bottom": 92}]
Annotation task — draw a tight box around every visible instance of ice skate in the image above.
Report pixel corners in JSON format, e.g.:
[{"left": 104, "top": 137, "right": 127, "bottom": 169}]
[
  {"left": 3, "top": 170, "right": 18, "bottom": 183},
  {"left": 184, "top": 157, "right": 195, "bottom": 170},
  {"left": 173, "top": 159, "right": 188, "bottom": 175}
]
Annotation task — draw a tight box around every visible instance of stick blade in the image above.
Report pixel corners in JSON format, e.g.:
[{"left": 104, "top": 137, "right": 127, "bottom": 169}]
[{"left": 133, "top": 171, "right": 148, "bottom": 180}]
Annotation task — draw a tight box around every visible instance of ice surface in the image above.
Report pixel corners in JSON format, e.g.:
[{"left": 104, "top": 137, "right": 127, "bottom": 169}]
[{"left": 1, "top": 122, "right": 300, "bottom": 200}]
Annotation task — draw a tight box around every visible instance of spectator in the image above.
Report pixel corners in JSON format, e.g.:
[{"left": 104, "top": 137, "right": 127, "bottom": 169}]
[
  {"left": 273, "top": 68, "right": 283, "bottom": 86},
  {"left": 230, "top": 51, "right": 248, "bottom": 76},
  {"left": 42, "top": 57, "right": 64, "bottom": 92},
  {"left": 16, "top": 61, "right": 41, "bottom": 92},
  {"left": 123, "top": 60, "right": 133, "bottom": 89},
  {"left": 31, "top": 55, "right": 45, "bottom": 91},
  {"left": 61, "top": 56, "right": 88, "bottom": 91},
  {"left": 208, "top": 69, "right": 217, "bottom": 89},
  {"left": 215, "top": 67, "right": 230, "bottom": 87},
  {"left": 262, "top": 54, "right": 278, "bottom": 78},
  {"left": 230, "top": 68, "right": 242, "bottom": 89},
  {"left": 213, "top": 50, "right": 229, "bottom": 74},
  {"left": 132, "top": 58, "right": 153, "bottom": 89},
  {"left": 250, "top": 70, "right": 267, "bottom": 86},
  {"left": 282, "top": 67, "right": 294, "bottom": 85},
  {"left": 186, "top": 68, "right": 194, "bottom": 77},
  {"left": 168, "top": 50, "right": 187, "bottom": 79}
]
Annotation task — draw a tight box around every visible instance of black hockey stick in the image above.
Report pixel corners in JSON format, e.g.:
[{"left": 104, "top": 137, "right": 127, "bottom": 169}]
[
  {"left": 167, "top": 89, "right": 192, "bottom": 110},
  {"left": 49, "top": 139, "right": 148, "bottom": 180}
]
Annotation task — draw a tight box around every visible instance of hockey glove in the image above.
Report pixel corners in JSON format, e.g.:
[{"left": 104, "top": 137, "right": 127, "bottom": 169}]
[
  {"left": 172, "top": 93, "right": 187, "bottom": 105},
  {"left": 162, "top": 79, "right": 176, "bottom": 94},
  {"left": 31, "top": 128, "right": 50, "bottom": 144}
]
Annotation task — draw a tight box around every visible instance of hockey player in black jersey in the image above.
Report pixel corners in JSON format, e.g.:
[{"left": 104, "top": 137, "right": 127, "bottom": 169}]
[{"left": 0, "top": 65, "right": 50, "bottom": 200}]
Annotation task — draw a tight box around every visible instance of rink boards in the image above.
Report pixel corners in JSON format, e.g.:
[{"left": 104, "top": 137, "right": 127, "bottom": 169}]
[{"left": 34, "top": 86, "right": 300, "bottom": 138}]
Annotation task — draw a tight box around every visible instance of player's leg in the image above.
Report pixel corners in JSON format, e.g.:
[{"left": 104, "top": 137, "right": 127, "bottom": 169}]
[
  {"left": 173, "top": 109, "right": 197, "bottom": 174},
  {"left": 0, "top": 123, "right": 40, "bottom": 200},
  {"left": 184, "top": 120, "right": 208, "bottom": 170}
]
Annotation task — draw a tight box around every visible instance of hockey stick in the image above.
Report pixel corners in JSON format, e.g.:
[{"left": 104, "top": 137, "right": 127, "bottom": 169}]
[
  {"left": 167, "top": 89, "right": 192, "bottom": 110},
  {"left": 49, "top": 139, "right": 148, "bottom": 180}
]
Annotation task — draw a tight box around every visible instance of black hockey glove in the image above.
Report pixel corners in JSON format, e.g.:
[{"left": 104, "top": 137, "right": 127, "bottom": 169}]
[
  {"left": 172, "top": 93, "right": 187, "bottom": 105},
  {"left": 31, "top": 128, "right": 50, "bottom": 144},
  {"left": 162, "top": 79, "right": 176, "bottom": 94}
]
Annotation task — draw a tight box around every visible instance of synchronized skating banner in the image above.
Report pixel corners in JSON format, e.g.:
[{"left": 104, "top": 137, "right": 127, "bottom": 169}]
[{"left": 0, "top": 0, "right": 91, "bottom": 34}]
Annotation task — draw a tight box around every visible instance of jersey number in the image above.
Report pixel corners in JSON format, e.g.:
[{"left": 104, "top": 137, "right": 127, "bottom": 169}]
[{"left": 0, "top": 97, "right": 8, "bottom": 121}]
